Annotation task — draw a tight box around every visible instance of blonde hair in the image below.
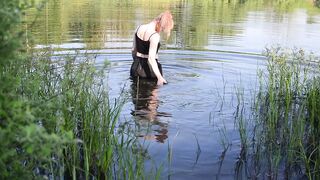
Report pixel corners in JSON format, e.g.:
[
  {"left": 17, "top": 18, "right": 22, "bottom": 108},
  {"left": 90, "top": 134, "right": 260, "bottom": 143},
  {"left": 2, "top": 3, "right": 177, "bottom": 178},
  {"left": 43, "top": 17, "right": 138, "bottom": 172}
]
[{"left": 154, "top": 11, "right": 174, "bottom": 39}]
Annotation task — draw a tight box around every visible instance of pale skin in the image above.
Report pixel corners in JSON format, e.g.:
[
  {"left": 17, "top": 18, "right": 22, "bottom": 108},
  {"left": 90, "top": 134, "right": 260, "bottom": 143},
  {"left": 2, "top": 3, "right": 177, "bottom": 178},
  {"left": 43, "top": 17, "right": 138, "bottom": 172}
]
[{"left": 134, "top": 21, "right": 170, "bottom": 86}]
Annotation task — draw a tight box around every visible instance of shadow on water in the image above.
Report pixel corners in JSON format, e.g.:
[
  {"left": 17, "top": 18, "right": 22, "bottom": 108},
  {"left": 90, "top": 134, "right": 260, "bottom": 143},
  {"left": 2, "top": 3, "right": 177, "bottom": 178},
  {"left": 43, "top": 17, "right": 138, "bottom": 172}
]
[{"left": 130, "top": 78, "right": 172, "bottom": 144}]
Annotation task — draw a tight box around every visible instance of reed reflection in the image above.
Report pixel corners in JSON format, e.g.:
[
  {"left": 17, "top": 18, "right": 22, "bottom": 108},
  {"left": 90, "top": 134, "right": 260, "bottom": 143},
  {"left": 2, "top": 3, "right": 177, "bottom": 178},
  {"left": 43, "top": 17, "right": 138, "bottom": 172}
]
[{"left": 131, "top": 79, "right": 170, "bottom": 143}]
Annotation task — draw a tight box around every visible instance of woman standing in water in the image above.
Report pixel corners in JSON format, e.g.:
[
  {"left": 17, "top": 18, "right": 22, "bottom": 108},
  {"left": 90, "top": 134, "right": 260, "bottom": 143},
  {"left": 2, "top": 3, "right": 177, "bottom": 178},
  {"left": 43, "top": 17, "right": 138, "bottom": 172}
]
[{"left": 130, "top": 11, "right": 174, "bottom": 86}]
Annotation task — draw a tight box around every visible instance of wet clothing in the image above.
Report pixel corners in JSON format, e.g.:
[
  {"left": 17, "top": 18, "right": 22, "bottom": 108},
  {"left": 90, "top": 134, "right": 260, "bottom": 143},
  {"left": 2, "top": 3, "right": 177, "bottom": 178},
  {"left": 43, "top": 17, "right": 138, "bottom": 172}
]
[
  {"left": 135, "top": 31, "right": 161, "bottom": 55},
  {"left": 130, "top": 26, "right": 162, "bottom": 79}
]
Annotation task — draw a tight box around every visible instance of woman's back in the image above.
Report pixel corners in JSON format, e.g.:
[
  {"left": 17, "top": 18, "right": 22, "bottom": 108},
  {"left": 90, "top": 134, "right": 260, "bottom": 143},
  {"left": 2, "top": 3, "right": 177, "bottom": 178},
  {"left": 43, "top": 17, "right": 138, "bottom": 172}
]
[{"left": 136, "top": 23, "right": 158, "bottom": 41}]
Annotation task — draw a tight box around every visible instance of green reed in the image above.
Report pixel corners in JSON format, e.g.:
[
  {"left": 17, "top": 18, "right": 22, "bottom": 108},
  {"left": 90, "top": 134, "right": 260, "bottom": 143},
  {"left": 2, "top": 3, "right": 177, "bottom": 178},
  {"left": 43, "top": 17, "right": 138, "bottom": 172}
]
[
  {"left": 11, "top": 49, "right": 152, "bottom": 179},
  {"left": 235, "top": 47, "right": 320, "bottom": 179}
]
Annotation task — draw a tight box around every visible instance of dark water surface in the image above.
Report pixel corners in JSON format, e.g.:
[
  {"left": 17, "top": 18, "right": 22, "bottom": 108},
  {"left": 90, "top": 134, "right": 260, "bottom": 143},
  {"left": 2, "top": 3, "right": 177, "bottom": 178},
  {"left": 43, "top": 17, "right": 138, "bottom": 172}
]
[{"left": 26, "top": 0, "right": 320, "bottom": 179}]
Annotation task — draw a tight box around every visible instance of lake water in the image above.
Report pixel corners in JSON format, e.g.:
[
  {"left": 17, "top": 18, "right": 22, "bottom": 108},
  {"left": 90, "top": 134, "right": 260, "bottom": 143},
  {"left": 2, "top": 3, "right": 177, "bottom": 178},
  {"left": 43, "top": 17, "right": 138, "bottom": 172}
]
[{"left": 26, "top": 0, "right": 320, "bottom": 179}]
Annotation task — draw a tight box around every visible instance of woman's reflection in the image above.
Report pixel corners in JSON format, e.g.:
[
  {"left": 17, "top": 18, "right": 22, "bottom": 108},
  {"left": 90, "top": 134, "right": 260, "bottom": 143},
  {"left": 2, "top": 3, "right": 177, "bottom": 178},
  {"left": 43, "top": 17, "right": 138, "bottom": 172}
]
[{"left": 131, "top": 78, "right": 170, "bottom": 143}]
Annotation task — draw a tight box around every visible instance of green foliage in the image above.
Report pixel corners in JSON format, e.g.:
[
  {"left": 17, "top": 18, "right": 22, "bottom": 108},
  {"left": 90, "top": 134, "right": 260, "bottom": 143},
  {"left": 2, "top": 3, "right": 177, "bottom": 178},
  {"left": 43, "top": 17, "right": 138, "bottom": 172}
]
[
  {"left": 1, "top": 1, "right": 150, "bottom": 179},
  {"left": 0, "top": 0, "right": 34, "bottom": 63},
  {"left": 235, "top": 47, "right": 320, "bottom": 179},
  {"left": 315, "top": 0, "right": 320, "bottom": 8},
  {"left": 0, "top": 1, "right": 74, "bottom": 178}
]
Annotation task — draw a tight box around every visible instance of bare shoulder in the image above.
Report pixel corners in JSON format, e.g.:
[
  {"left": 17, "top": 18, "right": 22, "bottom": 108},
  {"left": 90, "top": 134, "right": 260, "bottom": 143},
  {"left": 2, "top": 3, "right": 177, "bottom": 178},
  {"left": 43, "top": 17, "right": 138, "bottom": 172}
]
[
  {"left": 136, "top": 24, "right": 147, "bottom": 38},
  {"left": 149, "top": 33, "right": 160, "bottom": 43}
]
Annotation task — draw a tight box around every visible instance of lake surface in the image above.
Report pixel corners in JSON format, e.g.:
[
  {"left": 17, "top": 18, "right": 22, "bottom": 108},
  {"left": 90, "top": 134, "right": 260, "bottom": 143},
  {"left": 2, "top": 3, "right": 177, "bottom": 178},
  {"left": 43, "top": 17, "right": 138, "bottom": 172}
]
[{"left": 26, "top": 0, "right": 320, "bottom": 179}]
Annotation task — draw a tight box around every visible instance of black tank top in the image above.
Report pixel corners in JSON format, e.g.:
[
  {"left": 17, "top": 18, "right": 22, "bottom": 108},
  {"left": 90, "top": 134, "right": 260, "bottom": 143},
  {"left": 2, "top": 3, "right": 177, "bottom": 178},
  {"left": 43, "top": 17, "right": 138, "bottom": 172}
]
[{"left": 135, "top": 26, "right": 160, "bottom": 55}]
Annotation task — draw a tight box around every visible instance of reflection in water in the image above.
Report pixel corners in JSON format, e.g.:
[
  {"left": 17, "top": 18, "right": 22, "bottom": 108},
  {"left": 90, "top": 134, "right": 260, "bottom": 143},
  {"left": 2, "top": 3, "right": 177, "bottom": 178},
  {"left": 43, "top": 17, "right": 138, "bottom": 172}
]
[
  {"left": 130, "top": 78, "right": 171, "bottom": 143},
  {"left": 24, "top": 0, "right": 320, "bottom": 179},
  {"left": 25, "top": 0, "right": 320, "bottom": 53}
]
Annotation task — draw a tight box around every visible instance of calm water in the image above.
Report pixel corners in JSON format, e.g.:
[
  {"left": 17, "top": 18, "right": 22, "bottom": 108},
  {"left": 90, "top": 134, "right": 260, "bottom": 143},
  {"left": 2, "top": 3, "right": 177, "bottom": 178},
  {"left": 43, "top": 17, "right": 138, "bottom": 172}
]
[{"left": 26, "top": 0, "right": 320, "bottom": 179}]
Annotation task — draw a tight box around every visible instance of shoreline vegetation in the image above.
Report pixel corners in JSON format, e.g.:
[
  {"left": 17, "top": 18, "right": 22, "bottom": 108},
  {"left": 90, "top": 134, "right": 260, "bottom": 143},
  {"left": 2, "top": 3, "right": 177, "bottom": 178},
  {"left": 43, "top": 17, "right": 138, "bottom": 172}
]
[
  {"left": 235, "top": 47, "right": 320, "bottom": 179},
  {"left": 1, "top": 1, "right": 155, "bottom": 179},
  {"left": 1, "top": 1, "right": 320, "bottom": 179}
]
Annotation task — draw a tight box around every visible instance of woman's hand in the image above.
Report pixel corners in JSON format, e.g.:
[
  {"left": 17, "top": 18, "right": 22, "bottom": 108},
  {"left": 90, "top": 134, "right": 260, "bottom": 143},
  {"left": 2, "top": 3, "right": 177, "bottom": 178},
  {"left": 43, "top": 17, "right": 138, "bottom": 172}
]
[{"left": 157, "top": 77, "right": 167, "bottom": 86}]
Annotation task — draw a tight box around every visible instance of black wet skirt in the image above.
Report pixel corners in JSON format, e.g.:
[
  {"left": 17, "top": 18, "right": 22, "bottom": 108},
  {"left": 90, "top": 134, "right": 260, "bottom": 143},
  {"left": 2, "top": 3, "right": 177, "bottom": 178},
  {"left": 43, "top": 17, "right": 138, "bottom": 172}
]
[{"left": 130, "top": 57, "right": 163, "bottom": 79}]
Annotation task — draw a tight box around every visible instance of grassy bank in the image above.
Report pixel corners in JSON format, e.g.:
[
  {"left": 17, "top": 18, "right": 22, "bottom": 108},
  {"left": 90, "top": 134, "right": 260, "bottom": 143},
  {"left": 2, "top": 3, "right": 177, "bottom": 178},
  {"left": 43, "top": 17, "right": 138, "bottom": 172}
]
[
  {"left": 0, "top": 1, "right": 154, "bottom": 179},
  {"left": 235, "top": 47, "right": 320, "bottom": 179}
]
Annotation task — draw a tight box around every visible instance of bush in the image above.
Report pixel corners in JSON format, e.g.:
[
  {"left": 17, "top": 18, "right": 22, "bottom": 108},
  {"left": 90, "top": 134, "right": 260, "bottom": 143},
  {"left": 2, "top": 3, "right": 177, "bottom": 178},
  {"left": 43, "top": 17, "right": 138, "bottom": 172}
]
[
  {"left": 0, "top": 1, "right": 148, "bottom": 179},
  {"left": 0, "top": 1, "right": 73, "bottom": 179}
]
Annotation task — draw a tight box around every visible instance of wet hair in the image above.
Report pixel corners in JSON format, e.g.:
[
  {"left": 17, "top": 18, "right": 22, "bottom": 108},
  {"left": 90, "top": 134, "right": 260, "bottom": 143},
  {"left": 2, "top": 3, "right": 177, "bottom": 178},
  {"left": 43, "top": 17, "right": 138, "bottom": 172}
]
[{"left": 154, "top": 11, "right": 174, "bottom": 38}]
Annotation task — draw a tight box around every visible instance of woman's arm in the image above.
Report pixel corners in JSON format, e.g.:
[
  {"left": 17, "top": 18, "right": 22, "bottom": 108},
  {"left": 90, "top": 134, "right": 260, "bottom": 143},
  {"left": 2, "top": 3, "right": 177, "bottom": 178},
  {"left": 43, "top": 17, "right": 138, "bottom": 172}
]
[{"left": 148, "top": 34, "right": 167, "bottom": 85}]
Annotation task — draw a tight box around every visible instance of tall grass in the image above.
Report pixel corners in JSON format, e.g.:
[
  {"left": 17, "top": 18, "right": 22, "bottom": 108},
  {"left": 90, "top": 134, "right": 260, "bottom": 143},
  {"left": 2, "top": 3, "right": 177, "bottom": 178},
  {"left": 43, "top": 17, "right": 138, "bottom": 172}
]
[
  {"left": 0, "top": 1, "right": 72, "bottom": 179},
  {"left": 19, "top": 50, "right": 153, "bottom": 179},
  {"left": 235, "top": 47, "right": 320, "bottom": 179},
  {"left": 0, "top": 1, "right": 157, "bottom": 179}
]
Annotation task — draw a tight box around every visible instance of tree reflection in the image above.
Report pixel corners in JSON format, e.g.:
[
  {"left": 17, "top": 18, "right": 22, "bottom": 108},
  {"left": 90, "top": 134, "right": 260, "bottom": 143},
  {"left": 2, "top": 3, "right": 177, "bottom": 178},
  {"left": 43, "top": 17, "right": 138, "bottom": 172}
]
[
  {"left": 25, "top": 0, "right": 320, "bottom": 50},
  {"left": 130, "top": 78, "right": 170, "bottom": 143}
]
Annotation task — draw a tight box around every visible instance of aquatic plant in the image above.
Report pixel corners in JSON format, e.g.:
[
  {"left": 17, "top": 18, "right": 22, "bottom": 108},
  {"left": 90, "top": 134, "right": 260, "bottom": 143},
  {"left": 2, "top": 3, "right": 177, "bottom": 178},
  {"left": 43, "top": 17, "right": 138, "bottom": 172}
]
[
  {"left": 235, "top": 47, "right": 320, "bottom": 179},
  {"left": 0, "top": 1, "right": 156, "bottom": 179},
  {"left": 15, "top": 46, "right": 154, "bottom": 179},
  {"left": 0, "top": 1, "right": 72, "bottom": 179}
]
